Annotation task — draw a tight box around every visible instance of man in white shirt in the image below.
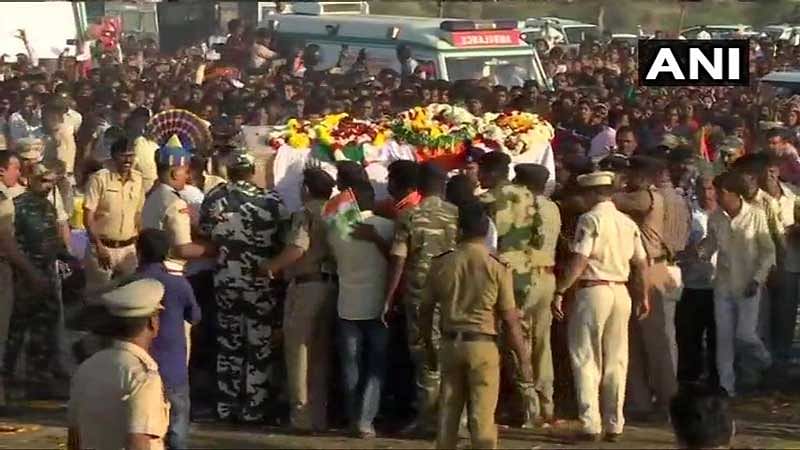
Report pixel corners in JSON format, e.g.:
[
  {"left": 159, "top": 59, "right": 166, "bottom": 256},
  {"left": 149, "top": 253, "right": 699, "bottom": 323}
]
[
  {"left": 676, "top": 175, "right": 718, "bottom": 386},
  {"left": 699, "top": 172, "right": 774, "bottom": 396},
  {"left": 760, "top": 155, "right": 800, "bottom": 364},
  {"left": 249, "top": 28, "right": 276, "bottom": 70},
  {"left": 327, "top": 182, "right": 394, "bottom": 439},
  {"left": 8, "top": 92, "right": 41, "bottom": 146}
]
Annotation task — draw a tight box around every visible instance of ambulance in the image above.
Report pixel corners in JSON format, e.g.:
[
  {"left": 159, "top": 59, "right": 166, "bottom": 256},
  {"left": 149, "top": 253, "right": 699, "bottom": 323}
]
[{"left": 260, "top": 1, "right": 550, "bottom": 89}]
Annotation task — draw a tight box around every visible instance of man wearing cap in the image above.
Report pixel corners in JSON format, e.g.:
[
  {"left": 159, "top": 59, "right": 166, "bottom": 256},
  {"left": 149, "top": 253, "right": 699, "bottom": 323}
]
[
  {"left": 611, "top": 155, "right": 680, "bottom": 421},
  {"left": 199, "top": 149, "right": 288, "bottom": 423},
  {"left": 552, "top": 170, "right": 650, "bottom": 442},
  {"left": 0, "top": 151, "right": 45, "bottom": 408},
  {"left": 463, "top": 146, "right": 487, "bottom": 195},
  {"left": 68, "top": 279, "right": 170, "bottom": 450},
  {"left": 421, "top": 202, "right": 532, "bottom": 449},
  {"left": 16, "top": 138, "right": 72, "bottom": 248},
  {"left": 510, "top": 163, "right": 562, "bottom": 427},
  {"left": 383, "top": 162, "right": 458, "bottom": 434},
  {"left": 5, "top": 163, "right": 72, "bottom": 398},
  {"left": 141, "top": 136, "right": 211, "bottom": 276},
  {"left": 477, "top": 151, "right": 544, "bottom": 427},
  {"left": 83, "top": 136, "right": 145, "bottom": 289}
]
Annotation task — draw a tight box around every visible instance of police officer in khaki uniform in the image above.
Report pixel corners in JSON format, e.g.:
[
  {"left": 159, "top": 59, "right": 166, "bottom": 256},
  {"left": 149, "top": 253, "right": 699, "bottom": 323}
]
[
  {"left": 84, "top": 137, "right": 145, "bottom": 289},
  {"left": 141, "top": 136, "right": 210, "bottom": 276},
  {"left": 421, "top": 203, "right": 532, "bottom": 450},
  {"left": 68, "top": 279, "right": 170, "bottom": 450},
  {"left": 613, "top": 156, "right": 678, "bottom": 419},
  {"left": 259, "top": 167, "right": 337, "bottom": 431},
  {"left": 552, "top": 171, "right": 650, "bottom": 443},
  {"left": 141, "top": 136, "right": 212, "bottom": 362}
]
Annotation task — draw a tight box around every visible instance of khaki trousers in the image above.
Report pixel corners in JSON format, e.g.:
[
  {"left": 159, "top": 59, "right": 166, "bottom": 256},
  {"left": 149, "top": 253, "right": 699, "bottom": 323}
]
[
  {"left": 568, "top": 283, "right": 631, "bottom": 435},
  {"left": 0, "top": 262, "right": 12, "bottom": 405},
  {"left": 626, "top": 262, "right": 679, "bottom": 413},
  {"left": 507, "top": 270, "right": 555, "bottom": 422},
  {"left": 283, "top": 280, "right": 336, "bottom": 430},
  {"left": 437, "top": 339, "right": 500, "bottom": 450},
  {"left": 84, "top": 243, "right": 138, "bottom": 290}
]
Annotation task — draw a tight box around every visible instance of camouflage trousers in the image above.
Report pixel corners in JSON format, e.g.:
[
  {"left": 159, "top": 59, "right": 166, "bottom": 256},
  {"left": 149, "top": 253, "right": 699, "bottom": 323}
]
[
  {"left": 3, "top": 272, "right": 60, "bottom": 387},
  {"left": 502, "top": 269, "right": 556, "bottom": 426},
  {"left": 405, "top": 297, "right": 441, "bottom": 426},
  {"left": 215, "top": 287, "right": 284, "bottom": 422}
]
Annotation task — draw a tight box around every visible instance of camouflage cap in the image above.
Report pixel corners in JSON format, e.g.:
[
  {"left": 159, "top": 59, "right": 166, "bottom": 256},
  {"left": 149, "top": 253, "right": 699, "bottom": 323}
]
[
  {"left": 227, "top": 150, "right": 255, "bottom": 169},
  {"left": 15, "top": 137, "right": 45, "bottom": 162}
]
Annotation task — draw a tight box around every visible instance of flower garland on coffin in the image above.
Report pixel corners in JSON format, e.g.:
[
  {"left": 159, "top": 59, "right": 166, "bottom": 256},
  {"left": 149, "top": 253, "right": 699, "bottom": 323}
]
[
  {"left": 391, "top": 104, "right": 476, "bottom": 170},
  {"left": 472, "top": 111, "right": 557, "bottom": 191},
  {"left": 268, "top": 114, "right": 390, "bottom": 164},
  {"left": 474, "top": 111, "right": 555, "bottom": 156}
]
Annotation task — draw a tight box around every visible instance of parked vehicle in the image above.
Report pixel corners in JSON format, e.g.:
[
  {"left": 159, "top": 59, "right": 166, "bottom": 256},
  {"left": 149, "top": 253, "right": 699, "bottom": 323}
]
[{"left": 263, "top": 2, "right": 551, "bottom": 89}]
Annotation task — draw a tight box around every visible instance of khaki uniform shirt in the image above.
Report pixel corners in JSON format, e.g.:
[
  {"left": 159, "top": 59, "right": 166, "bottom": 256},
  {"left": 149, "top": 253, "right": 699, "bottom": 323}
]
[
  {"left": 702, "top": 201, "right": 776, "bottom": 298},
  {"left": 571, "top": 200, "right": 648, "bottom": 282},
  {"left": 68, "top": 340, "right": 169, "bottom": 450},
  {"left": 284, "top": 199, "right": 333, "bottom": 279},
  {"left": 659, "top": 184, "right": 691, "bottom": 259},
  {"left": 84, "top": 168, "right": 144, "bottom": 242},
  {"left": 613, "top": 186, "right": 665, "bottom": 260},
  {"left": 141, "top": 183, "right": 192, "bottom": 274},
  {"left": 528, "top": 195, "right": 561, "bottom": 267},
  {"left": 424, "top": 242, "right": 516, "bottom": 336},
  {"left": 132, "top": 136, "right": 159, "bottom": 193}
]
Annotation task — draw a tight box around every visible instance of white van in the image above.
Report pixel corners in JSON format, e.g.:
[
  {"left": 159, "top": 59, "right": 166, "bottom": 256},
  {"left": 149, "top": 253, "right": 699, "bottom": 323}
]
[{"left": 261, "top": 2, "right": 550, "bottom": 89}]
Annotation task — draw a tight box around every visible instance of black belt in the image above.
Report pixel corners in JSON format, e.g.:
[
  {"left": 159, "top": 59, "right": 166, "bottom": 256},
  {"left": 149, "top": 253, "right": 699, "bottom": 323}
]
[
  {"left": 293, "top": 273, "right": 338, "bottom": 285},
  {"left": 444, "top": 331, "right": 496, "bottom": 342},
  {"left": 100, "top": 237, "right": 137, "bottom": 249}
]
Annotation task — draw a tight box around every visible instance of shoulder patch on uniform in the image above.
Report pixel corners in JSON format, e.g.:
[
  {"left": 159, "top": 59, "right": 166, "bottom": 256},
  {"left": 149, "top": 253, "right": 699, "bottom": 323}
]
[
  {"left": 490, "top": 253, "right": 510, "bottom": 267},
  {"left": 432, "top": 249, "right": 454, "bottom": 259}
]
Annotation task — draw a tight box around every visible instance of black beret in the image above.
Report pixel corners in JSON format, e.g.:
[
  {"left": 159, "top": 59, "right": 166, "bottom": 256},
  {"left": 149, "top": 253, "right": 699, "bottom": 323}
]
[
  {"left": 514, "top": 163, "right": 550, "bottom": 186},
  {"left": 419, "top": 161, "right": 448, "bottom": 182},
  {"left": 598, "top": 154, "right": 630, "bottom": 172},
  {"left": 477, "top": 151, "right": 511, "bottom": 171},
  {"left": 628, "top": 155, "right": 666, "bottom": 175}
]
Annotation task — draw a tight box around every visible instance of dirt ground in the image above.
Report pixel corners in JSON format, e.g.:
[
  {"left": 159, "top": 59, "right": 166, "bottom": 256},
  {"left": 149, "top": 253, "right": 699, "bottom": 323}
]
[{"left": 2, "top": 386, "right": 799, "bottom": 450}]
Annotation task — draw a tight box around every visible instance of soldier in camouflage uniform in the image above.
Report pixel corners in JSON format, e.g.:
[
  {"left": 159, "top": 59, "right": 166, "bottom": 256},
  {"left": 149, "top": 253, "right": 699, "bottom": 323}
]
[
  {"left": 4, "top": 163, "right": 70, "bottom": 396},
  {"left": 385, "top": 163, "right": 458, "bottom": 434},
  {"left": 199, "top": 151, "right": 289, "bottom": 423},
  {"left": 478, "top": 152, "right": 548, "bottom": 428}
]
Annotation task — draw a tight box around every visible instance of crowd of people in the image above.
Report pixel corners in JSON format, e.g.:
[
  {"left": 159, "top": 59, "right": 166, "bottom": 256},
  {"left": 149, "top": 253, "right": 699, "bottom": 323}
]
[{"left": 0, "top": 15, "right": 799, "bottom": 450}]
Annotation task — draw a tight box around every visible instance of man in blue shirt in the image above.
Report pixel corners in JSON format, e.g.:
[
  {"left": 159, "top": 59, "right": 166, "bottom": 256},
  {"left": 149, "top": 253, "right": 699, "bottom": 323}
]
[{"left": 134, "top": 229, "right": 201, "bottom": 449}]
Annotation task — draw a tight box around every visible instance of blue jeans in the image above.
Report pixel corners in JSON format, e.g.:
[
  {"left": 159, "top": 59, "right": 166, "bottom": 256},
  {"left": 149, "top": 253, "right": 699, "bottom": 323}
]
[
  {"left": 166, "top": 384, "right": 191, "bottom": 449},
  {"left": 337, "top": 318, "right": 389, "bottom": 432}
]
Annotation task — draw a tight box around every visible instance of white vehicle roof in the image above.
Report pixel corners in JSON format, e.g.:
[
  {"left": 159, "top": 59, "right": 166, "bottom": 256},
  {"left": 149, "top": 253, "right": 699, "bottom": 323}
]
[
  {"left": 526, "top": 17, "right": 594, "bottom": 27},
  {"left": 761, "top": 71, "right": 800, "bottom": 84},
  {"left": 683, "top": 24, "right": 752, "bottom": 31},
  {"left": 268, "top": 14, "right": 532, "bottom": 51}
]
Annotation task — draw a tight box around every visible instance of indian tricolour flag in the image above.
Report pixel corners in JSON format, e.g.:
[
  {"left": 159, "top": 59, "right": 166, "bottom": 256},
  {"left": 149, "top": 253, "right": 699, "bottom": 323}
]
[{"left": 322, "top": 188, "right": 362, "bottom": 239}]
